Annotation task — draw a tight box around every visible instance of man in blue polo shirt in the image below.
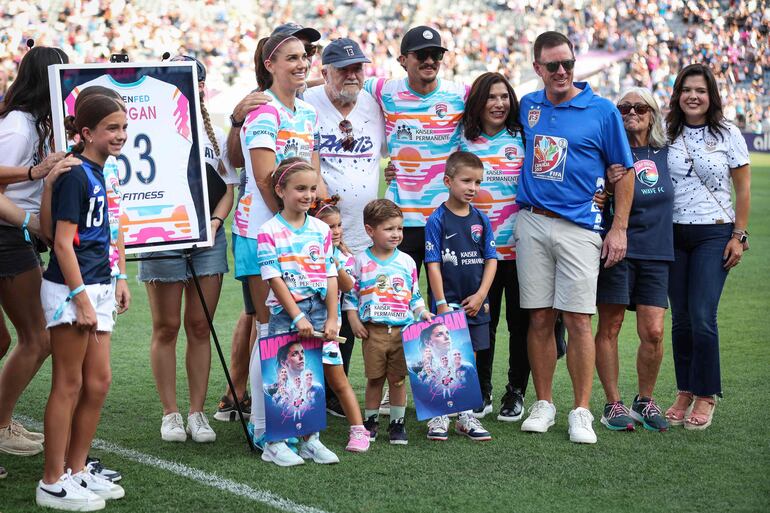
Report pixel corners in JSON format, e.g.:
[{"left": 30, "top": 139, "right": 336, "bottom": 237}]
[{"left": 515, "top": 31, "right": 635, "bottom": 444}]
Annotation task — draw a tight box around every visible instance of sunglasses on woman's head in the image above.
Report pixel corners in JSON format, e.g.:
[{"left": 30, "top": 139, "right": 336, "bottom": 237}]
[
  {"left": 339, "top": 119, "right": 354, "bottom": 151},
  {"left": 539, "top": 59, "right": 575, "bottom": 73},
  {"left": 617, "top": 103, "right": 651, "bottom": 115},
  {"left": 410, "top": 49, "right": 445, "bottom": 62}
]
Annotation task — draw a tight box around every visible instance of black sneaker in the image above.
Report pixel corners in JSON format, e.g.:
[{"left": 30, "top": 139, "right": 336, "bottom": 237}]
[
  {"left": 85, "top": 456, "right": 121, "bottom": 483},
  {"left": 498, "top": 386, "right": 525, "bottom": 422},
  {"left": 239, "top": 393, "right": 252, "bottom": 416},
  {"left": 363, "top": 414, "right": 379, "bottom": 442},
  {"left": 325, "top": 396, "right": 345, "bottom": 418},
  {"left": 214, "top": 393, "right": 250, "bottom": 422},
  {"left": 600, "top": 401, "right": 635, "bottom": 431},
  {"left": 471, "top": 394, "right": 493, "bottom": 419},
  {"left": 388, "top": 418, "right": 408, "bottom": 445},
  {"left": 630, "top": 395, "right": 669, "bottom": 432}
]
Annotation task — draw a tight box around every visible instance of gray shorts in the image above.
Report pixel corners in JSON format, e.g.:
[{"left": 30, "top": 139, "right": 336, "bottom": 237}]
[{"left": 138, "top": 227, "right": 228, "bottom": 282}]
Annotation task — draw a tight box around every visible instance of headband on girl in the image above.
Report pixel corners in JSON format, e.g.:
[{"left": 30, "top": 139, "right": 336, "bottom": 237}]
[
  {"left": 275, "top": 161, "right": 307, "bottom": 185},
  {"left": 265, "top": 36, "right": 300, "bottom": 63},
  {"left": 315, "top": 203, "right": 335, "bottom": 216}
]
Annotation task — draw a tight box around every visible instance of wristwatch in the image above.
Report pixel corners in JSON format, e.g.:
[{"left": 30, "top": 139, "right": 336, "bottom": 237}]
[
  {"left": 229, "top": 114, "right": 244, "bottom": 128},
  {"left": 732, "top": 229, "right": 749, "bottom": 244}
]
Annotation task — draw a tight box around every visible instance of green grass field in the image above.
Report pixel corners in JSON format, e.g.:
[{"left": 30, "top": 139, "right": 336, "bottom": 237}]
[{"left": 2, "top": 155, "right": 769, "bottom": 513}]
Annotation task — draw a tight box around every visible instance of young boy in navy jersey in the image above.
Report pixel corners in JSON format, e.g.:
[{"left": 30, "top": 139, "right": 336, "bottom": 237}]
[{"left": 424, "top": 151, "right": 497, "bottom": 441}]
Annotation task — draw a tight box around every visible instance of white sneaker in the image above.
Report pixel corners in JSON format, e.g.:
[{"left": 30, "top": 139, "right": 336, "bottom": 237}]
[
  {"left": 0, "top": 423, "right": 43, "bottom": 456},
  {"left": 299, "top": 432, "right": 339, "bottom": 464},
  {"left": 12, "top": 419, "right": 45, "bottom": 443},
  {"left": 261, "top": 440, "right": 304, "bottom": 467},
  {"left": 426, "top": 415, "right": 450, "bottom": 441},
  {"left": 379, "top": 388, "right": 390, "bottom": 416},
  {"left": 521, "top": 400, "right": 556, "bottom": 433},
  {"left": 186, "top": 412, "right": 216, "bottom": 443},
  {"left": 36, "top": 469, "right": 106, "bottom": 511},
  {"left": 160, "top": 412, "right": 187, "bottom": 442},
  {"left": 73, "top": 469, "right": 125, "bottom": 500},
  {"left": 568, "top": 407, "right": 597, "bottom": 444}
]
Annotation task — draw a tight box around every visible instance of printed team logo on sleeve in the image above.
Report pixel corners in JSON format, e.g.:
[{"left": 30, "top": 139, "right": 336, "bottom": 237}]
[
  {"left": 527, "top": 107, "right": 541, "bottom": 127},
  {"left": 634, "top": 159, "right": 659, "bottom": 187},
  {"left": 470, "top": 224, "right": 482, "bottom": 243},
  {"left": 533, "top": 135, "right": 568, "bottom": 182},
  {"left": 425, "top": 240, "right": 434, "bottom": 252}
]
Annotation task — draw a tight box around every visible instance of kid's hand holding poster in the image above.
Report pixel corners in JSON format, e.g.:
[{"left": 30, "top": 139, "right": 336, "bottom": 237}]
[
  {"left": 402, "top": 311, "right": 482, "bottom": 420},
  {"left": 259, "top": 333, "right": 326, "bottom": 442}
]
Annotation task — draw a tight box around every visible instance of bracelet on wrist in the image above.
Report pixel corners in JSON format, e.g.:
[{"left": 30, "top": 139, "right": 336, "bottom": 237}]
[
  {"left": 210, "top": 215, "right": 224, "bottom": 224},
  {"left": 21, "top": 212, "right": 31, "bottom": 244},
  {"left": 116, "top": 273, "right": 128, "bottom": 280},
  {"left": 435, "top": 299, "right": 447, "bottom": 306},
  {"left": 290, "top": 312, "right": 306, "bottom": 330},
  {"left": 27, "top": 165, "right": 34, "bottom": 181},
  {"left": 53, "top": 284, "right": 87, "bottom": 321}
]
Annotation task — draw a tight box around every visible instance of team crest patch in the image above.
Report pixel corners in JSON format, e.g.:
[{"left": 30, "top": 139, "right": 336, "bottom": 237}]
[
  {"left": 634, "top": 159, "right": 659, "bottom": 187},
  {"left": 435, "top": 103, "right": 448, "bottom": 118},
  {"left": 533, "top": 135, "right": 568, "bottom": 182},
  {"left": 527, "top": 108, "right": 541, "bottom": 127},
  {"left": 391, "top": 276, "right": 405, "bottom": 293},
  {"left": 470, "top": 224, "right": 482, "bottom": 243},
  {"left": 423, "top": 30, "right": 434, "bottom": 39},
  {"left": 308, "top": 244, "right": 321, "bottom": 261},
  {"left": 504, "top": 146, "right": 519, "bottom": 160}
]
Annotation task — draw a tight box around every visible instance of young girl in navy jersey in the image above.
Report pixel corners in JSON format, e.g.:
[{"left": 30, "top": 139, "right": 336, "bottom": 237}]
[
  {"left": 36, "top": 93, "right": 130, "bottom": 512},
  {"left": 309, "top": 197, "right": 369, "bottom": 453},
  {"left": 255, "top": 158, "right": 339, "bottom": 466}
]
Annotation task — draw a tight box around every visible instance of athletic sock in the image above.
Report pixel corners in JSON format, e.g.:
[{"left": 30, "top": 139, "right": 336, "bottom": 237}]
[
  {"left": 364, "top": 409, "right": 379, "bottom": 421},
  {"left": 390, "top": 406, "right": 406, "bottom": 421}
]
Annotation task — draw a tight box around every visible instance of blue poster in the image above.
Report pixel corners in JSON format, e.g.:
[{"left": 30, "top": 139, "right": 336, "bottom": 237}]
[
  {"left": 259, "top": 333, "right": 326, "bottom": 442},
  {"left": 402, "top": 311, "right": 483, "bottom": 420}
]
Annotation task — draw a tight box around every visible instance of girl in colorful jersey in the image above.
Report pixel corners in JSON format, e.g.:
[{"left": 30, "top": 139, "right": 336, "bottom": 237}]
[
  {"left": 255, "top": 158, "right": 339, "bottom": 467},
  {"left": 36, "top": 92, "right": 130, "bottom": 511},
  {"left": 137, "top": 57, "right": 238, "bottom": 445},
  {"left": 234, "top": 33, "right": 325, "bottom": 455},
  {"left": 309, "top": 196, "right": 369, "bottom": 452}
]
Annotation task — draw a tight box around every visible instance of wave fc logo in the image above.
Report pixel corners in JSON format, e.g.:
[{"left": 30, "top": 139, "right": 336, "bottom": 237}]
[
  {"left": 308, "top": 244, "right": 321, "bottom": 261},
  {"left": 435, "top": 103, "right": 448, "bottom": 118},
  {"left": 634, "top": 159, "right": 659, "bottom": 187},
  {"left": 470, "top": 224, "right": 482, "bottom": 243}
]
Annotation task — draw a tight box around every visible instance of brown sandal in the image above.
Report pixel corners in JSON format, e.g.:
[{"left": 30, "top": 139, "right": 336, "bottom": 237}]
[
  {"left": 684, "top": 396, "right": 716, "bottom": 430},
  {"left": 665, "top": 391, "right": 694, "bottom": 426}
]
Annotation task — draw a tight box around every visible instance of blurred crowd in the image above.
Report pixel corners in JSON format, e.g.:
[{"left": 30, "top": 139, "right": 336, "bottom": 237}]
[{"left": 0, "top": 0, "right": 767, "bottom": 132}]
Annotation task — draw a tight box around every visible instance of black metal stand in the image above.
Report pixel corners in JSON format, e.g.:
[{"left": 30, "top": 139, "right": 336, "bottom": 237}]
[{"left": 127, "top": 251, "right": 255, "bottom": 452}]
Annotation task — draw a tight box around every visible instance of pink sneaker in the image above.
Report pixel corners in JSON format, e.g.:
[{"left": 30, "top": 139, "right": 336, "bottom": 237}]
[{"left": 345, "top": 425, "right": 370, "bottom": 453}]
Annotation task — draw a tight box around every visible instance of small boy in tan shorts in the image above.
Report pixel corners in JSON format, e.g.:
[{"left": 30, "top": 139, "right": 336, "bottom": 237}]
[{"left": 346, "top": 199, "right": 432, "bottom": 445}]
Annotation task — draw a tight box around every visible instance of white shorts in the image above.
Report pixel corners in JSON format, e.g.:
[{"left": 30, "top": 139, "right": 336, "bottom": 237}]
[
  {"left": 41, "top": 279, "right": 116, "bottom": 332},
  {"left": 515, "top": 209, "right": 602, "bottom": 314}
]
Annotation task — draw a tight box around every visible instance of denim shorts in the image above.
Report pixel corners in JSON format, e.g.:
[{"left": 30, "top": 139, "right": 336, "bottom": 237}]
[
  {"left": 596, "top": 258, "right": 671, "bottom": 309},
  {"left": 0, "top": 226, "right": 42, "bottom": 278},
  {"left": 268, "top": 295, "right": 327, "bottom": 336},
  {"left": 137, "top": 227, "right": 228, "bottom": 282}
]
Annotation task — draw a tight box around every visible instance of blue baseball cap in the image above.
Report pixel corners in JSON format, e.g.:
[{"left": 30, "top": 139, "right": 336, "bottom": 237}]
[
  {"left": 322, "top": 38, "right": 371, "bottom": 68},
  {"left": 272, "top": 22, "right": 321, "bottom": 43}
]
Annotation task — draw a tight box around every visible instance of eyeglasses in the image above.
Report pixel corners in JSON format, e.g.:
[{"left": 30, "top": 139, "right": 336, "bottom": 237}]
[
  {"left": 410, "top": 49, "right": 445, "bottom": 62},
  {"left": 617, "top": 102, "right": 651, "bottom": 115},
  {"left": 305, "top": 44, "right": 318, "bottom": 59},
  {"left": 339, "top": 119, "right": 354, "bottom": 151},
  {"left": 538, "top": 59, "right": 575, "bottom": 73}
]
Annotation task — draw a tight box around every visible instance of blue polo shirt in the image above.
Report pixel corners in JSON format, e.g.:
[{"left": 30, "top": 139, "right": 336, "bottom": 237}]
[
  {"left": 424, "top": 204, "right": 496, "bottom": 325},
  {"left": 516, "top": 82, "right": 633, "bottom": 231}
]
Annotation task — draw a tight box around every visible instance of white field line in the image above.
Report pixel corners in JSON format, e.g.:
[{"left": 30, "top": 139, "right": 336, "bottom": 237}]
[{"left": 17, "top": 415, "right": 330, "bottom": 513}]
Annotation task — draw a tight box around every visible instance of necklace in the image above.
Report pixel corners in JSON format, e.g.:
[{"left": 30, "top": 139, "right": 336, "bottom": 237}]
[{"left": 630, "top": 145, "right": 650, "bottom": 162}]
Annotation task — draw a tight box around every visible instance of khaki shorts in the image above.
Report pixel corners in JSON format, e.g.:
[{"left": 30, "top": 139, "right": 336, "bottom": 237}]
[
  {"left": 515, "top": 209, "right": 601, "bottom": 314},
  {"left": 362, "top": 323, "right": 407, "bottom": 379}
]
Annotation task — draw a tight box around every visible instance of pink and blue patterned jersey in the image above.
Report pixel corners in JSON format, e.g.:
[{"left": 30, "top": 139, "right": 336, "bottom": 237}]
[
  {"left": 234, "top": 91, "right": 318, "bottom": 239},
  {"left": 364, "top": 78, "right": 468, "bottom": 227},
  {"left": 346, "top": 248, "right": 425, "bottom": 326},
  {"left": 460, "top": 129, "right": 524, "bottom": 260},
  {"left": 333, "top": 246, "right": 355, "bottom": 319},
  {"left": 257, "top": 214, "right": 336, "bottom": 315}
]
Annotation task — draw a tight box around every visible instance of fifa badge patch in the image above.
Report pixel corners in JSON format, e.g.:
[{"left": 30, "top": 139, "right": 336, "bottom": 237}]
[{"left": 527, "top": 107, "right": 541, "bottom": 127}]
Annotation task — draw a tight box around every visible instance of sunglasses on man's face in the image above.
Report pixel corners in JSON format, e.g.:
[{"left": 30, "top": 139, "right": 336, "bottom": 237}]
[
  {"left": 539, "top": 59, "right": 575, "bottom": 73},
  {"left": 410, "top": 49, "right": 445, "bottom": 62},
  {"left": 617, "top": 102, "right": 651, "bottom": 115},
  {"left": 339, "top": 119, "right": 354, "bottom": 151}
]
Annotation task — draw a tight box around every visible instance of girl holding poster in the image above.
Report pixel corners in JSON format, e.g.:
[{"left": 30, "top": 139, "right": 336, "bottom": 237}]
[
  {"left": 256, "top": 158, "right": 340, "bottom": 467},
  {"left": 138, "top": 57, "right": 238, "bottom": 445},
  {"left": 36, "top": 93, "right": 129, "bottom": 511}
]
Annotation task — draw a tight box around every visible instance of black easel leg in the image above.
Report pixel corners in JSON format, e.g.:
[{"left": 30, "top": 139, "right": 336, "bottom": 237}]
[{"left": 184, "top": 251, "right": 255, "bottom": 452}]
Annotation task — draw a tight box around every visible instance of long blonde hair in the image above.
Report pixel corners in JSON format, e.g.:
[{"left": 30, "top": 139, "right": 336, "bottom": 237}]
[{"left": 617, "top": 87, "right": 666, "bottom": 149}]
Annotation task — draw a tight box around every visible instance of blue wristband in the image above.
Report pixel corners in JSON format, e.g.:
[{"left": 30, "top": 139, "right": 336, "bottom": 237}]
[
  {"left": 21, "top": 212, "right": 31, "bottom": 244},
  {"left": 116, "top": 273, "right": 128, "bottom": 280},
  {"left": 53, "top": 284, "right": 87, "bottom": 321},
  {"left": 448, "top": 302, "right": 462, "bottom": 310},
  {"left": 290, "top": 312, "right": 306, "bottom": 330},
  {"left": 435, "top": 299, "right": 447, "bottom": 306}
]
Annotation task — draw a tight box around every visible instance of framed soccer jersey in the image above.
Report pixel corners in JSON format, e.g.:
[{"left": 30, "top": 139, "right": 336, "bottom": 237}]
[{"left": 48, "top": 62, "right": 211, "bottom": 253}]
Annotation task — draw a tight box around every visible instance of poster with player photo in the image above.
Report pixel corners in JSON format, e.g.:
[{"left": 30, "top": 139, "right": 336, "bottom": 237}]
[
  {"left": 259, "top": 332, "right": 326, "bottom": 442},
  {"left": 48, "top": 62, "right": 211, "bottom": 253},
  {"left": 402, "top": 311, "right": 483, "bottom": 420}
]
